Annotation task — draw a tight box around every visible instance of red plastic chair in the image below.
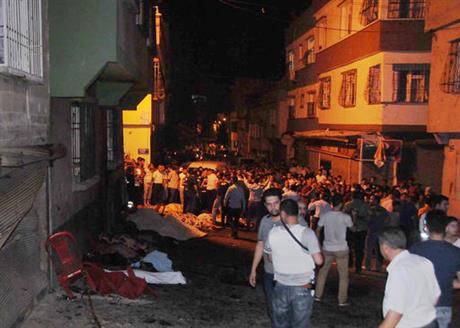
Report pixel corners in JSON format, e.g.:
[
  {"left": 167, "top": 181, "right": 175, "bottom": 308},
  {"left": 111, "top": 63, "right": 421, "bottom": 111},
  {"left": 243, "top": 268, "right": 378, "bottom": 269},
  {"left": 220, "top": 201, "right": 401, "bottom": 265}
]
[{"left": 45, "top": 231, "right": 96, "bottom": 299}]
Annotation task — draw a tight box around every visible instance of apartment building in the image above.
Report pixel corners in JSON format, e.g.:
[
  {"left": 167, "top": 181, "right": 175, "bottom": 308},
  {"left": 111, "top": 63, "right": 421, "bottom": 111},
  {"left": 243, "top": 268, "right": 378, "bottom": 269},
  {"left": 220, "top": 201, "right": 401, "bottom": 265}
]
[
  {"left": 425, "top": 1, "right": 460, "bottom": 215},
  {"left": 285, "top": 0, "right": 442, "bottom": 187},
  {"left": 230, "top": 78, "right": 289, "bottom": 161}
]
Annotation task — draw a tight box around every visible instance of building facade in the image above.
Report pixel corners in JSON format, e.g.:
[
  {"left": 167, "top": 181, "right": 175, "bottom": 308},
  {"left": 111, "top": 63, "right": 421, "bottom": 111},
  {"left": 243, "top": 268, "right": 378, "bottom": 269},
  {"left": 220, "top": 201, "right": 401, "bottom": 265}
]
[
  {"left": 230, "top": 78, "right": 289, "bottom": 162},
  {"left": 284, "top": 0, "right": 443, "bottom": 187},
  {"left": 0, "top": 1, "right": 154, "bottom": 326},
  {"left": 425, "top": 0, "right": 460, "bottom": 215}
]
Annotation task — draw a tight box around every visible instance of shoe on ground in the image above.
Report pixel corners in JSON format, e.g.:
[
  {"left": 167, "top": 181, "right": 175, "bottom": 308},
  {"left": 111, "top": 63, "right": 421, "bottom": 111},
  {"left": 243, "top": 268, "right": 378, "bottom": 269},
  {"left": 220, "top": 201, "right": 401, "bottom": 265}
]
[
  {"left": 313, "top": 296, "right": 321, "bottom": 302},
  {"left": 338, "top": 302, "right": 350, "bottom": 307}
]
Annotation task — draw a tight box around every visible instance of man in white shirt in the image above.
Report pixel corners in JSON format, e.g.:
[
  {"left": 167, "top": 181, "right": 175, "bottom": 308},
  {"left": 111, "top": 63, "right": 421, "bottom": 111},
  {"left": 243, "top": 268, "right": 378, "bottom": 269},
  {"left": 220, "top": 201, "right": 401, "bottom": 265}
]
[
  {"left": 166, "top": 166, "right": 180, "bottom": 204},
  {"left": 308, "top": 192, "right": 331, "bottom": 230},
  {"left": 205, "top": 169, "right": 219, "bottom": 212},
  {"left": 264, "top": 198, "right": 323, "bottom": 328},
  {"left": 378, "top": 227, "right": 440, "bottom": 328},
  {"left": 445, "top": 216, "right": 460, "bottom": 248},
  {"left": 315, "top": 194, "right": 353, "bottom": 306}
]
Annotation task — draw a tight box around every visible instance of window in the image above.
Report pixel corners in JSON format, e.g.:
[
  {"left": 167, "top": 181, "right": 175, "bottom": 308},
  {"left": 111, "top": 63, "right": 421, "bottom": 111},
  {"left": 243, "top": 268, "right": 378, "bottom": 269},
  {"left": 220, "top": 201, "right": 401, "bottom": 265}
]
[
  {"left": 288, "top": 50, "right": 295, "bottom": 80},
  {"left": 300, "top": 94, "right": 305, "bottom": 108},
  {"left": 298, "top": 44, "right": 303, "bottom": 60},
  {"left": 288, "top": 97, "right": 295, "bottom": 119},
  {"left": 71, "top": 103, "right": 96, "bottom": 183},
  {"left": 106, "top": 109, "right": 122, "bottom": 165},
  {"left": 441, "top": 39, "right": 460, "bottom": 94},
  {"left": 360, "top": 0, "right": 379, "bottom": 25},
  {"left": 392, "top": 64, "right": 430, "bottom": 103},
  {"left": 339, "top": 70, "right": 357, "bottom": 107},
  {"left": 365, "top": 65, "right": 381, "bottom": 104},
  {"left": 339, "top": 1, "right": 353, "bottom": 38},
  {"left": 305, "top": 36, "right": 315, "bottom": 64},
  {"left": 319, "top": 77, "right": 331, "bottom": 109},
  {"left": 317, "top": 17, "right": 327, "bottom": 51},
  {"left": 306, "top": 92, "right": 316, "bottom": 117},
  {"left": 0, "top": 0, "right": 43, "bottom": 79},
  {"left": 387, "top": 0, "right": 425, "bottom": 19}
]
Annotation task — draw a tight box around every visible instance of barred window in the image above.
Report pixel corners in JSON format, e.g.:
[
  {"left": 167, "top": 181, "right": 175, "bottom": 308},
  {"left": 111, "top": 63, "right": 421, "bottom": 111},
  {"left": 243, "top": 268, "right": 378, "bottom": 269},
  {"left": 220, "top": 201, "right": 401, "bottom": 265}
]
[
  {"left": 365, "top": 65, "right": 381, "bottom": 104},
  {"left": 319, "top": 77, "right": 331, "bottom": 109},
  {"left": 0, "top": 0, "right": 43, "bottom": 79},
  {"left": 387, "top": 0, "right": 425, "bottom": 19},
  {"left": 307, "top": 92, "right": 316, "bottom": 118},
  {"left": 339, "top": 70, "right": 357, "bottom": 107},
  {"left": 71, "top": 103, "right": 96, "bottom": 183},
  {"left": 339, "top": 0, "right": 353, "bottom": 39},
  {"left": 317, "top": 17, "right": 327, "bottom": 51},
  {"left": 107, "top": 109, "right": 122, "bottom": 165},
  {"left": 305, "top": 36, "right": 315, "bottom": 64},
  {"left": 288, "top": 97, "right": 295, "bottom": 119},
  {"left": 360, "top": 0, "right": 378, "bottom": 25},
  {"left": 392, "top": 64, "right": 429, "bottom": 103},
  {"left": 441, "top": 39, "right": 460, "bottom": 94},
  {"left": 288, "top": 50, "right": 295, "bottom": 80}
]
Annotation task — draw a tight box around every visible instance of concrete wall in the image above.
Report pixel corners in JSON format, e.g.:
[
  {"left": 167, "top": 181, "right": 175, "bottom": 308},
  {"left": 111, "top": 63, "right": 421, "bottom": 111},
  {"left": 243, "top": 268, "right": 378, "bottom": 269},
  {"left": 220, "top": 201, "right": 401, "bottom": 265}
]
[
  {"left": 123, "top": 94, "right": 152, "bottom": 163},
  {"left": 0, "top": 1, "right": 50, "bottom": 327},
  {"left": 49, "top": 98, "right": 108, "bottom": 246},
  {"left": 426, "top": 24, "right": 460, "bottom": 133},
  {"left": 442, "top": 140, "right": 460, "bottom": 217}
]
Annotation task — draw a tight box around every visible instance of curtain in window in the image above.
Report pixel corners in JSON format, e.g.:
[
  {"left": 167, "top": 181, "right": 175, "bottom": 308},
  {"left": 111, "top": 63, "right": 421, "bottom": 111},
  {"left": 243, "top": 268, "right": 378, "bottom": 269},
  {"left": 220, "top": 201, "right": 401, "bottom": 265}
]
[
  {"left": 319, "top": 78, "right": 331, "bottom": 109},
  {"left": 392, "top": 64, "right": 429, "bottom": 102},
  {"left": 388, "top": 0, "right": 425, "bottom": 19},
  {"left": 360, "top": 0, "right": 378, "bottom": 25},
  {"left": 339, "top": 71, "right": 357, "bottom": 107},
  {"left": 365, "top": 65, "right": 381, "bottom": 104}
]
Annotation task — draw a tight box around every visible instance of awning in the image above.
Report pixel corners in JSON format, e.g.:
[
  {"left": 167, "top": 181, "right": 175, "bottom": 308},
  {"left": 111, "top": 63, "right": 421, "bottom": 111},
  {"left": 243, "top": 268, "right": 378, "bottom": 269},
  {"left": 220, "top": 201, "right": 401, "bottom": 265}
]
[{"left": 293, "top": 130, "right": 377, "bottom": 143}]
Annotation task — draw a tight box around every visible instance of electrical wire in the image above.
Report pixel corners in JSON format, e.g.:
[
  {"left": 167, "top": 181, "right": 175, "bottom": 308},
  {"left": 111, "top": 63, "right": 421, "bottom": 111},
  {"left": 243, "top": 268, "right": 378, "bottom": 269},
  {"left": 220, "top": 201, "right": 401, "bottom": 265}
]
[{"left": 218, "top": 0, "right": 460, "bottom": 34}]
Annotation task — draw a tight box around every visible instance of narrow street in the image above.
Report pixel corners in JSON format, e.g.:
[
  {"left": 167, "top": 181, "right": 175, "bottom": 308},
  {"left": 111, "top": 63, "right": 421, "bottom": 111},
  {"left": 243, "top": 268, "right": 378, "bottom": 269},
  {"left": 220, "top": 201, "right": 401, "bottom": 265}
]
[{"left": 23, "top": 227, "right": 460, "bottom": 328}]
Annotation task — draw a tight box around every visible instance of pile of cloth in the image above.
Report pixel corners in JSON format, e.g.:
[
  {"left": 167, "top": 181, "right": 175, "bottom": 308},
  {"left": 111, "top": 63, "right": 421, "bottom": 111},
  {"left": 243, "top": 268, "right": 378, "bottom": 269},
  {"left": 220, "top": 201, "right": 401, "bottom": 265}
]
[
  {"left": 163, "top": 204, "right": 214, "bottom": 230},
  {"left": 128, "top": 208, "right": 207, "bottom": 240}
]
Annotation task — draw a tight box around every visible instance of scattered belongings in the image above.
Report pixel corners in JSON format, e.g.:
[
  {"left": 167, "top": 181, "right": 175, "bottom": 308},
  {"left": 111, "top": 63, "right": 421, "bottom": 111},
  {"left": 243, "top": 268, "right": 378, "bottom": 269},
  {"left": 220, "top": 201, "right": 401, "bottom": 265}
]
[
  {"left": 128, "top": 208, "right": 207, "bottom": 241},
  {"left": 132, "top": 250, "right": 173, "bottom": 272},
  {"left": 163, "top": 203, "right": 215, "bottom": 230},
  {"left": 106, "top": 269, "right": 187, "bottom": 285}
]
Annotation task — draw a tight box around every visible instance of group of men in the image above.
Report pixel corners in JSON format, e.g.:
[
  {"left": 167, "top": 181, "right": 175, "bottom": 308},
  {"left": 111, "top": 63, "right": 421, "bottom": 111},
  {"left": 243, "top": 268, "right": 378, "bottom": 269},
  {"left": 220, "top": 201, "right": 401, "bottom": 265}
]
[{"left": 249, "top": 187, "right": 460, "bottom": 328}]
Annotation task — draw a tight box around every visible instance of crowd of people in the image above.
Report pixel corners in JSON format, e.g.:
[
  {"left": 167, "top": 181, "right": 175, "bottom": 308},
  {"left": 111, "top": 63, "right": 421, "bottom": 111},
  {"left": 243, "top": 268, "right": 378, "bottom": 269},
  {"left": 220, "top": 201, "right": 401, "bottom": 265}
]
[{"left": 124, "top": 156, "right": 460, "bottom": 328}]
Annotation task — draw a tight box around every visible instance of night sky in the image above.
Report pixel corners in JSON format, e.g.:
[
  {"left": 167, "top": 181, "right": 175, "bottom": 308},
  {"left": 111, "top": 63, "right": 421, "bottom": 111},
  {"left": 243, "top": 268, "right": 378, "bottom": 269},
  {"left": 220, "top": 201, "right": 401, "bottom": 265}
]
[
  {"left": 157, "top": 0, "right": 309, "bottom": 149},
  {"left": 161, "top": 0, "right": 309, "bottom": 78}
]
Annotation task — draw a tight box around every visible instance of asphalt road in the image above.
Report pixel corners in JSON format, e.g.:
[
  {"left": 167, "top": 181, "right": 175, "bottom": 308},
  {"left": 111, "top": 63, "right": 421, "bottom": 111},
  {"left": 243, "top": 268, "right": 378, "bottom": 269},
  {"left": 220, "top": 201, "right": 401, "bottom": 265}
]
[{"left": 22, "top": 228, "right": 460, "bottom": 328}]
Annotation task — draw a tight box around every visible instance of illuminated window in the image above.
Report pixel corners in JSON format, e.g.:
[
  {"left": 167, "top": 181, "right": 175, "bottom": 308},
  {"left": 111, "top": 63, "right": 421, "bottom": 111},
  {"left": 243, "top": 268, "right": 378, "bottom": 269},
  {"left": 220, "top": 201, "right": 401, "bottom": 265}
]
[
  {"left": 319, "top": 77, "right": 331, "bottom": 109},
  {"left": 317, "top": 17, "right": 327, "bottom": 50},
  {"left": 306, "top": 36, "right": 315, "bottom": 64},
  {"left": 298, "top": 44, "right": 303, "bottom": 60},
  {"left": 71, "top": 103, "right": 96, "bottom": 183},
  {"left": 339, "top": 1, "right": 353, "bottom": 38},
  {"left": 365, "top": 65, "right": 381, "bottom": 104},
  {"left": 288, "top": 97, "right": 295, "bottom": 119},
  {"left": 306, "top": 92, "right": 316, "bottom": 118},
  {"left": 288, "top": 50, "right": 295, "bottom": 80},
  {"left": 441, "top": 39, "right": 460, "bottom": 94},
  {"left": 387, "top": 0, "right": 425, "bottom": 19},
  {"left": 339, "top": 70, "right": 357, "bottom": 107},
  {"left": 360, "top": 0, "right": 379, "bottom": 25},
  {"left": 392, "top": 64, "right": 430, "bottom": 103},
  {"left": 0, "top": 0, "right": 43, "bottom": 79}
]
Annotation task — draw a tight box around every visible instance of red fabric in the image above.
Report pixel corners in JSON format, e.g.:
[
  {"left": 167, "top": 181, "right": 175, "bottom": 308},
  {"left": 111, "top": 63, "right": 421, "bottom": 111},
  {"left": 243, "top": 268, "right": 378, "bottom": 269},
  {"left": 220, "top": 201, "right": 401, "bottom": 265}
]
[{"left": 83, "top": 263, "right": 155, "bottom": 299}]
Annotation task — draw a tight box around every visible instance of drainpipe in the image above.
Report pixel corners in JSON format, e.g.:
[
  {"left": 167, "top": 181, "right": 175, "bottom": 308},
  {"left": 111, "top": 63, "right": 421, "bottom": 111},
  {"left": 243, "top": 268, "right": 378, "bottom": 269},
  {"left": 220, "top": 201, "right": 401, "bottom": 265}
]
[{"left": 46, "top": 161, "right": 54, "bottom": 288}]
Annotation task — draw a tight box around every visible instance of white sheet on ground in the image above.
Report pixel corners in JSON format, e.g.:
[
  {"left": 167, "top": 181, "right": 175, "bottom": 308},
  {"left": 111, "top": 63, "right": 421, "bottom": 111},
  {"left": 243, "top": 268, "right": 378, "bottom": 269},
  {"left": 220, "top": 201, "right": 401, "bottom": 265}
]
[
  {"left": 105, "top": 269, "right": 187, "bottom": 285},
  {"left": 127, "top": 208, "right": 206, "bottom": 240}
]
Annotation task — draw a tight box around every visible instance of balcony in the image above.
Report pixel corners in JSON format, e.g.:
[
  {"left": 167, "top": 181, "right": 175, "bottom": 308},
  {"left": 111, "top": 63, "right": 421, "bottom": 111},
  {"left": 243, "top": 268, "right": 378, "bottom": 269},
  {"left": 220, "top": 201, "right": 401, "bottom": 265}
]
[
  {"left": 49, "top": 0, "right": 152, "bottom": 107},
  {"left": 316, "top": 20, "right": 431, "bottom": 73}
]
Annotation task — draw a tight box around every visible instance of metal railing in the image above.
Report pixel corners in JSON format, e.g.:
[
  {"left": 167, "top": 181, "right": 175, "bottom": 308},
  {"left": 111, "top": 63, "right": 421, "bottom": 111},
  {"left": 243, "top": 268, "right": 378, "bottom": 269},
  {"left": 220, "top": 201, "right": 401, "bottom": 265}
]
[{"left": 0, "top": 0, "right": 43, "bottom": 79}]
